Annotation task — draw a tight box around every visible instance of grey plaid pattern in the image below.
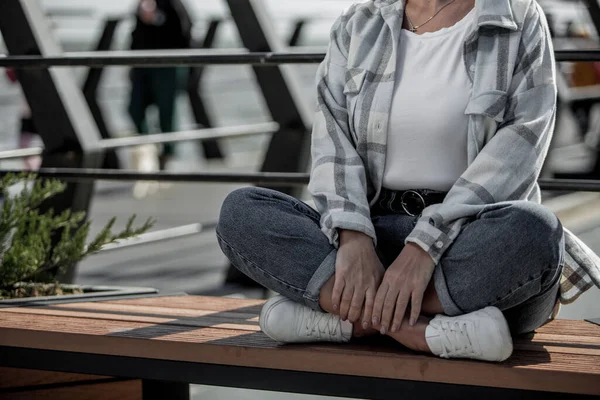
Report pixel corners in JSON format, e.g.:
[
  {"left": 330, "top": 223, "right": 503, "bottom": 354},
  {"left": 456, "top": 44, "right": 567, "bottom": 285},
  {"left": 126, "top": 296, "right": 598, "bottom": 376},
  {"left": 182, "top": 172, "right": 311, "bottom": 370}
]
[{"left": 308, "top": 0, "right": 600, "bottom": 304}]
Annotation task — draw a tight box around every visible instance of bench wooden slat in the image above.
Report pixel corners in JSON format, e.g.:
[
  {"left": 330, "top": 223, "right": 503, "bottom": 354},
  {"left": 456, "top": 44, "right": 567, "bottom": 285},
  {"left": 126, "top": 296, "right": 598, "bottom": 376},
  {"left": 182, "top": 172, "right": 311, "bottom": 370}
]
[
  {"left": 104, "top": 295, "right": 265, "bottom": 312},
  {"left": 1, "top": 295, "right": 599, "bottom": 396},
  {"left": 513, "top": 343, "right": 600, "bottom": 356},
  {"left": 517, "top": 333, "right": 600, "bottom": 347},
  {"left": 0, "top": 312, "right": 264, "bottom": 343},
  {"left": 54, "top": 301, "right": 261, "bottom": 320},
  {"left": 0, "top": 305, "right": 260, "bottom": 332},
  {"left": 534, "top": 319, "right": 600, "bottom": 337}
]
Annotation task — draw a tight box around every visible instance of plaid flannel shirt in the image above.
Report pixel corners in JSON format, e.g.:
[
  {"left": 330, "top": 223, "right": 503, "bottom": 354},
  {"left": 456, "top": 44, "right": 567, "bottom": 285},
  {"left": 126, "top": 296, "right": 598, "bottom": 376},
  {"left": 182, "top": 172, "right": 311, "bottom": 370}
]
[{"left": 308, "top": 0, "right": 600, "bottom": 304}]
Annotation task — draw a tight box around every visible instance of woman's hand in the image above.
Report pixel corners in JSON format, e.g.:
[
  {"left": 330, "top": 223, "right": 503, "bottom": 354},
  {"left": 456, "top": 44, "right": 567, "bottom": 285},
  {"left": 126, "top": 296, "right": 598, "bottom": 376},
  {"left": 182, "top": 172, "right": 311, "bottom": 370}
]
[
  {"left": 372, "top": 243, "right": 435, "bottom": 334},
  {"left": 334, "top": 230, "right": 385, "bottom": 327}
]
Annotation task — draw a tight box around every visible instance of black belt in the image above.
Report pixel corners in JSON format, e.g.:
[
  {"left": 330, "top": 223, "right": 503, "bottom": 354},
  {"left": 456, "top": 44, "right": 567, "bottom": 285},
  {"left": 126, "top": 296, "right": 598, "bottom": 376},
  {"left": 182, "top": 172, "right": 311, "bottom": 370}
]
[{"left": 375, "top": 188, "right": 447, "bottom": 216}]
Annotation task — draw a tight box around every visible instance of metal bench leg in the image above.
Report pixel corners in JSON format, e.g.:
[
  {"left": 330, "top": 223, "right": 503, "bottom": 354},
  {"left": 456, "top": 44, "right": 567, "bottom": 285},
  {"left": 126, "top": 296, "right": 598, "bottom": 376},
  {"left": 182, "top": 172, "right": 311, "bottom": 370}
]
[{"left": 142, "top": 379, "right": 190, "bottom": 400}]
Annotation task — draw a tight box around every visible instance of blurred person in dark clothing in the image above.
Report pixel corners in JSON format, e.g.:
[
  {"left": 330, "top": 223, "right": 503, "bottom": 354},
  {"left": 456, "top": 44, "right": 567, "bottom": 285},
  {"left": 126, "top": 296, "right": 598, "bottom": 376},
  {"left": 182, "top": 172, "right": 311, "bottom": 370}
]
[{"left": 128, "top": 0, "right": 192, "bottom": 170}]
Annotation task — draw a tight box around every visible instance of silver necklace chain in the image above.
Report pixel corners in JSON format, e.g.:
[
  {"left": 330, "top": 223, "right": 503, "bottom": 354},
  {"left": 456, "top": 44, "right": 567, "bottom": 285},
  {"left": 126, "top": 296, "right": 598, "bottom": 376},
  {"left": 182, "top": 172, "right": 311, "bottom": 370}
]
[{"left": 405, "top": 0, "right": 459, "bottom": 33}]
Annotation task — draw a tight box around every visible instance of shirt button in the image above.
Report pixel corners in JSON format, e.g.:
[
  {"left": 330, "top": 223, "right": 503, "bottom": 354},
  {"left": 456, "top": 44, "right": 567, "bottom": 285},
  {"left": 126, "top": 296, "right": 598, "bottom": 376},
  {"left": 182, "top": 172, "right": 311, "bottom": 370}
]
[
  {"left": 470, "top": 65, "right": 476, "bottom": 72},
  {"left": 435, "top": 241, "right": 444, "bottom": 249}
]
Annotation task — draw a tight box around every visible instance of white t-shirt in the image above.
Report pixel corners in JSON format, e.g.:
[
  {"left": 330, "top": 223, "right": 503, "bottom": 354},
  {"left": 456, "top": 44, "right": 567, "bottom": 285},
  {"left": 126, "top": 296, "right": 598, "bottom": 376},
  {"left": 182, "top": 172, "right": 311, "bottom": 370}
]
[{"left": 382, "top": 9, "right": 475, "bottom": 192}]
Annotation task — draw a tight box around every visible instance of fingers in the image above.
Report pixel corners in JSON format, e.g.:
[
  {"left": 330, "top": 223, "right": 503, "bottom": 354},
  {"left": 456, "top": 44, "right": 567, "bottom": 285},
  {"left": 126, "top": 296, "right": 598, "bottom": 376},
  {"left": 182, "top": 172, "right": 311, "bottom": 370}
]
[
  {"left": 361, "top": 288, "right": 375, "bottom": 330},
  {"left": 331, "top": 277, "right": 344, "bottom": 313},
  {"left": 347, "top": 289, "right": 364, "bottom": 323},
  {"left": 392, "top": 289, "right": 410, "bottom": 333},
  {"left": 409, "top": 289, "right": 424, "bottom": 327},
  {"left": 339, "top": 286, "right": 354, "bottom": 320},
  {"left": 380, "top": 289, "right": 398, "bottom": 335},
  {"left": 372, "top": 283, "right": 388, "bottom": 328}
]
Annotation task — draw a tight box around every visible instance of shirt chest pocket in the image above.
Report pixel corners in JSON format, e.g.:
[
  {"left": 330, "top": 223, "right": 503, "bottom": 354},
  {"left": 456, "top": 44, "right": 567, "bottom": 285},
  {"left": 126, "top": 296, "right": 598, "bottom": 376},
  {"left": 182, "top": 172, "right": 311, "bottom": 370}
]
[
  {"left": 465, "top": 90, "right": 509, "bottom": 151},
  {"left": 343, "top": 69, "right": 368, "bottom": 143},
  {"left": 464, "top": 90, "right": 509, "bottom": 123}
]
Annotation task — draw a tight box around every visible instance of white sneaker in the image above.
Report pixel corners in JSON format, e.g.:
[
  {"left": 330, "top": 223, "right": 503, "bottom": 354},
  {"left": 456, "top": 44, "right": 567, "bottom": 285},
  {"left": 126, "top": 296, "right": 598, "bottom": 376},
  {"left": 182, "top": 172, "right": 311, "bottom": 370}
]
[
  {"left": 259, "top": 295, "right": 352, "bottom": 343},
  {"left": 425, "top": 306, "right": 513, "bottom": 362}
]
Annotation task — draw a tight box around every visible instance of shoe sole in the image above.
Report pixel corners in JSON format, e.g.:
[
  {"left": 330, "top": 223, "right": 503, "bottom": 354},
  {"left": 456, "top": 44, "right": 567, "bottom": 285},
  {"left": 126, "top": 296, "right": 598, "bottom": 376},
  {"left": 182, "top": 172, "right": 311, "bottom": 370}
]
[
  {"left": 259, "top": 295, "right": 289, "bottom": 342},
  {"left": 482, "top": 306, "right": 514, "bottom": 362}
]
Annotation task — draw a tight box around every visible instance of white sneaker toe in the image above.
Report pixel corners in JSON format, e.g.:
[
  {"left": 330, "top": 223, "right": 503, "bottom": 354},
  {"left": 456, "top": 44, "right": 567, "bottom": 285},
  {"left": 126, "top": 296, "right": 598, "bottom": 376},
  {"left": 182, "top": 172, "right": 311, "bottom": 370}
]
[
  {"left": 259, "top": 295, "right": 296, "bottom": 342},
  {"left": 259, "top": 295, "right": 352, "bottom": 344}
]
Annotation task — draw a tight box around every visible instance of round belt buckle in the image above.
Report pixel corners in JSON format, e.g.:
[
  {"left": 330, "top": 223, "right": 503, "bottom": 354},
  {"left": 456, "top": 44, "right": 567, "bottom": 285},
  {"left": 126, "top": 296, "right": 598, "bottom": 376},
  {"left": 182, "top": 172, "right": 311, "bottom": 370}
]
[{"left": 400, "top": 190, "right": 426, "bottom": 217}]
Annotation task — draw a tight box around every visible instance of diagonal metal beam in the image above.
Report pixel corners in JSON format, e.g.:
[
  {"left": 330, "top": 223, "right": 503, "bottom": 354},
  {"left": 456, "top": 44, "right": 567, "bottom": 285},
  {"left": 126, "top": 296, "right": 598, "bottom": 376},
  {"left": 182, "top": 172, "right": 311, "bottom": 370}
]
[
  {"left": 188, "top": 19, "right": 225, "bottom": 160},
  {"left": 223, "top": 0, "right": 316, "bottom": 286},
  {"left": 226, "top": 0, "right": 314, "bottom": 192},
  {"left": 0, "top": 0, "right": 103, "bottom": 283},
  {"left": 0, "top": 1, "right": 102, "bottom": 153},
  {"left": 288, "top": 20, "right": 307, "bottom": 47},
  {"left": 82, "top": 18, "right": 122, "bottom": 169}
]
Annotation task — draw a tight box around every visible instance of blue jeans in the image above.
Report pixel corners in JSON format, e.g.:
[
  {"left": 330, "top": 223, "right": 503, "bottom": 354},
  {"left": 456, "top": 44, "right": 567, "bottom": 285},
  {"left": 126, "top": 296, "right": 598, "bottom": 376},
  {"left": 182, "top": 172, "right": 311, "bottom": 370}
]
[{"left": 216, "top": 187, "right": 564, "bottom": 335}]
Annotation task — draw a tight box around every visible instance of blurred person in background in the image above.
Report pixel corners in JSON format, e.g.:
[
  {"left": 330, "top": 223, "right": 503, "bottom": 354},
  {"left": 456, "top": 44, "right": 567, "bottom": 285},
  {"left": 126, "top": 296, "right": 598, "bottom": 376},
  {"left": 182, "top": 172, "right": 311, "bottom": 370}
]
[
  {"left": 217, "top": 0, "right": 600, "bottom": 363},
  {"left": 565, "top": 22, "right": 600, "bottom": 135},
  {"left": 554, "top": 21, "right": 600, "bottom": 180},
  {"left": 128, "top": 0, "right": 192, "bottom": 173}
]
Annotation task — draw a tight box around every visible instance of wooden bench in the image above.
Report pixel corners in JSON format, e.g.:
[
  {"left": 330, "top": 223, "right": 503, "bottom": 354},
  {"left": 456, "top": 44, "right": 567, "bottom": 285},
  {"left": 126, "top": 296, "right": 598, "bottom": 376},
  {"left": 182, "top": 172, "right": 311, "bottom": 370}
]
[{"left": 0, "top": 294, "right": 598, "bottom": 400}]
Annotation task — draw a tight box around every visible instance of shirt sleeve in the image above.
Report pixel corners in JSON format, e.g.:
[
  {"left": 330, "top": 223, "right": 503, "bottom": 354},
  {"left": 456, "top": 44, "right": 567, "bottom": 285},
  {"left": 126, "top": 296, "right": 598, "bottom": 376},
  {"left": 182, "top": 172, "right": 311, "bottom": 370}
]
[
  {"left": 308, "top": 12, "right": 375, "bottom": 248},
  {"left": 405, "top": 4, "right": 557, "bottom": 264}
]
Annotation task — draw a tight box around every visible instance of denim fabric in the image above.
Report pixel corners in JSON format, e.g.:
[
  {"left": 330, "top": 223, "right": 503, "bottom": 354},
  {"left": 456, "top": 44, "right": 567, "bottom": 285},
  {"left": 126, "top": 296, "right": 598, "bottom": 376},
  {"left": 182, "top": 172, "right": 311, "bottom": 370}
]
[{"left": 216, "top": 187, "right": 564, "bottom": 335}]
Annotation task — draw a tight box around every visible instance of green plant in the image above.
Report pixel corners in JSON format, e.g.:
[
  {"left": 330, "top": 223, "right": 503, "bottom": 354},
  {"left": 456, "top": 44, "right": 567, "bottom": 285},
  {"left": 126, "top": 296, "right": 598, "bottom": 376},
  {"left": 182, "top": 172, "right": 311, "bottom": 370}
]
[{"left": 0, "top": 173, "right": 154, "bottom": 299}]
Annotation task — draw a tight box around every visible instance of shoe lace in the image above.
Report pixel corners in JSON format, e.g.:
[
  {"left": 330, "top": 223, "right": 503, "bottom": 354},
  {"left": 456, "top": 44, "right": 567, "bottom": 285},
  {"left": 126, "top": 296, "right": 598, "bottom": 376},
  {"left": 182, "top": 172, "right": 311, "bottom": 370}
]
[
  {"left": 433, "top": 319, "right": 480, "bottom": 358},
  {"left": 301, "top": 309, "right": 341, "bottom": 339}
]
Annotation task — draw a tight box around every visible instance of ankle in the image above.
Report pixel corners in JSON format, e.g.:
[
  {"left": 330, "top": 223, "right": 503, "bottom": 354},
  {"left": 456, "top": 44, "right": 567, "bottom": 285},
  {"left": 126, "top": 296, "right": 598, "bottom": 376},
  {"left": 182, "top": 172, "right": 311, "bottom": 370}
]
[
  {"left": 387, "top": 316, "right": 431, "bottom": 353},
  {"left": 352, "top": 323, "right": 379, "bottom": 338}
]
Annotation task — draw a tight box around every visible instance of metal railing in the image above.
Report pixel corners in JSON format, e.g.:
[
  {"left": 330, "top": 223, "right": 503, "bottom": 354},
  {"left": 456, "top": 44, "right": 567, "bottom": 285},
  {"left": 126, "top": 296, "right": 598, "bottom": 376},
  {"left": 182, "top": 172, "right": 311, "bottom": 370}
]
[
  {"left": 1, "top": 49, "right": 599, "bottom": 68},
  {"left": 1, "top": 169, "right": 598, "bottom": 192},
  {"left": 98, "top": 122, "right": 278, "bottom": 150},
  {"left": 0, "top": 123, "right": 279, "bottom": 160},
  {"left": 1, "top": 49, "right": 599, "bottom": 193}
]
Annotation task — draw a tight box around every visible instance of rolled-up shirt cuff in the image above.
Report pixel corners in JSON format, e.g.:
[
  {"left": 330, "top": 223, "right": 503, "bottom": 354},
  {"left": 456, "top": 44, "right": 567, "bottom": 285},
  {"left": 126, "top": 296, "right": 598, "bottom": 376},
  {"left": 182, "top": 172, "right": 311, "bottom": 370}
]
[
  {"left": 322, "top": 211, "right": 376, "bottom": 248},
  {"left": 405, "top": 219, "right": 452, "bottom": 264}
]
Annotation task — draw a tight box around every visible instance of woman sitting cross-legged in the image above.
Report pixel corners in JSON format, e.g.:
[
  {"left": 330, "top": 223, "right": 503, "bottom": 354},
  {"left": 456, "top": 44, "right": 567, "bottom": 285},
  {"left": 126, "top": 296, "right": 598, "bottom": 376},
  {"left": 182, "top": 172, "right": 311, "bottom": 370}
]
[{"left": 216, "top": 0, "right": 600, "bottom": 362}]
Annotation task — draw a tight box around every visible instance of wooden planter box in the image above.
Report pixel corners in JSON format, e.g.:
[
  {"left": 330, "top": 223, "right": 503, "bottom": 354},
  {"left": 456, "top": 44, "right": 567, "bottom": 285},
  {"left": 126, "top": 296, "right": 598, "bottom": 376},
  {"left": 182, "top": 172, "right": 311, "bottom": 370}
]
[{"left": 0, "top": 285, "right": 159, "bottom": 399}]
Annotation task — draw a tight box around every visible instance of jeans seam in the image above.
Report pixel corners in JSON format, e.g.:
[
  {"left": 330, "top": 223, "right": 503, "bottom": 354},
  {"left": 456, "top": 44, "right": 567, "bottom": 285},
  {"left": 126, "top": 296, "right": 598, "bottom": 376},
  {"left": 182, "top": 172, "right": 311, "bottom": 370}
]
[
  {"left": 290, "top": 201, "right": 321, "bottom": 223},
  {"left": 216, "top": 231, "right": 306, "bottom": 294},
  {"left": 487, "top": 265, "right": 557, "bottom": 308}
]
